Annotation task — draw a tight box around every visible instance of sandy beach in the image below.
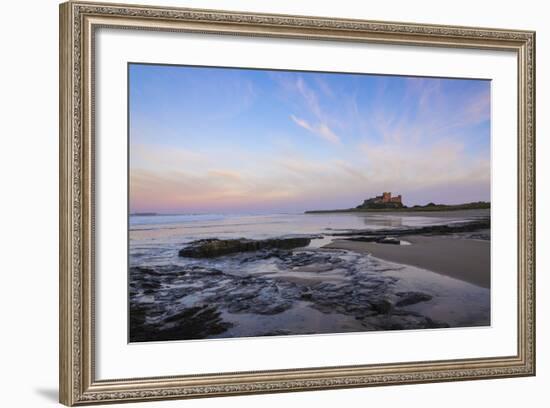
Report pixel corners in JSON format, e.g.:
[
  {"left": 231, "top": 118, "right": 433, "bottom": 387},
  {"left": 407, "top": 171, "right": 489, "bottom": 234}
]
[{"left": 325, "top": 235, "right": 490, "bottom": 289}]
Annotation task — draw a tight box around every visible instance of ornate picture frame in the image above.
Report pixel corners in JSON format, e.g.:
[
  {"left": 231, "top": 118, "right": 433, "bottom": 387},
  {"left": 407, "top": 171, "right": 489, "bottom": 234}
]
[{"left": 59, "top": 1, "right": 535, "bottom": 405}]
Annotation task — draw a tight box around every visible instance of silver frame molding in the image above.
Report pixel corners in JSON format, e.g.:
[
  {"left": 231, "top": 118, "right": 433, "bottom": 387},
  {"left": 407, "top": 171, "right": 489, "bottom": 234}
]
[{"left": 59, "top": 1, "right": 536, "bottom": 405}]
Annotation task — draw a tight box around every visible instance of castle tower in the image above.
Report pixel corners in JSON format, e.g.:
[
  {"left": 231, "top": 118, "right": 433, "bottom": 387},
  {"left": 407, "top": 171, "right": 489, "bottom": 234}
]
[
  {"left": 382, "top": 192, "right": 392, "bottom": 203},
  {"left": 391, "top": 194, "right": 402, "bottom": 204}
]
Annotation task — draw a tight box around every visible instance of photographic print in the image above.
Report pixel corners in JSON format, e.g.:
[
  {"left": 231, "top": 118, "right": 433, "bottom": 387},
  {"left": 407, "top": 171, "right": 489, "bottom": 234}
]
[
  {"left": 60, "top": 4, "right": 535, "bottom": 403},
  {"left": 128, "top": 63, "right": 491, "bottom": 343}
]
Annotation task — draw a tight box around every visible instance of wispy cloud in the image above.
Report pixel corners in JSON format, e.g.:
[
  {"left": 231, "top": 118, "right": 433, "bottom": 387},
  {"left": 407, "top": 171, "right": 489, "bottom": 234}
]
[
  {"left": 130, "top": 137, "right": 489, "bottom": 213},
  {"left": 289, "top": 114, "right": 314, "bottom": 132},
  {"left": 207, "top": 169, "right": 243, "bottom": 181},
  {"left": 317, "top": 123, "right": 340, "bottom": 144},
  {"left": 271, "top": 73, "right": 342, "bottom": 144},
  {"left": 290, "top": 114, "right": 340, "bottom": 144},
  {"left": 295, "top": 77, "right": 322, "bottom": 118},
  {"left": 314, "top": 76, "right": 335, "bottom": 98}
]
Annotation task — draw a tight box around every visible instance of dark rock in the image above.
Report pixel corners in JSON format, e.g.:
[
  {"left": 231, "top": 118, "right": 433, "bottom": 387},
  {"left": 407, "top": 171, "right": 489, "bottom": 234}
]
[
  {"left": 424, "top": 317, "right": 450, "bottom": 329},
  {"left": 395, "top": 291, "right": 433, "bottom": 307},
  {"left": 179, "top": 237, "right": 312, "bottom": 258},
  {"left": 346, "top": 236, "right": 401, "bottom": 244},
  {"left": 345, "top": 236, "right": 380, "bottom": 243},
  {"left": 370, "top": 299, "right": 393, "bottom": 314},
  {"left": 129, "top": 304, "right": 233, "bottom": 342},
  {"left": 238, "top": 248, "right": 289, "bottom": 262},
  {"left": 333, "top": 217, "right": 490, "bottom": 238},
  {"left": 301, "top": 291, "right": 313, "bottom": 300}
]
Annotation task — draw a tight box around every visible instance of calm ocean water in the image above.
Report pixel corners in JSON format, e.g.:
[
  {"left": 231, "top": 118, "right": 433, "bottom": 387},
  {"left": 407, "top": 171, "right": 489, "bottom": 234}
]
[{"left": 129, "top": 210, "right": 488, "bottom": 267}]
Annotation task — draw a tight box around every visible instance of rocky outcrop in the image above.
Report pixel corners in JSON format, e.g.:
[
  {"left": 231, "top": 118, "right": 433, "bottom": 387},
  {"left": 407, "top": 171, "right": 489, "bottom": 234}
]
[
  {"left": 130, "top": 249, "right": 451, "bottom": 342},
  {"left": 178, "top": 237, "right": 312, "bottom": 258},
  {"left": 345, "top": 236, "right": 402, "bottom": 244},
  {"left": 130, "top": 303, "right": 233, "bottom": 342},
  {"left": 395, "top": 291, "right": 433, "bottom": 307},
  {"left": 330, "top": 218, "right": 490, "bottom": 238}
]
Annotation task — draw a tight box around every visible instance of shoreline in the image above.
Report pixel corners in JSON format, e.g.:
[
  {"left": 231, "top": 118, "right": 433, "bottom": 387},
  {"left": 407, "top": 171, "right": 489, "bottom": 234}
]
[{"left": 324, "top": 235, "right": 490, "bottom": 289}]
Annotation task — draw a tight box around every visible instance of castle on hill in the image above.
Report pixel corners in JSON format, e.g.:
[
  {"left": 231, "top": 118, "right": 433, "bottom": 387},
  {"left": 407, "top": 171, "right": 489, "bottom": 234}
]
[{"left": 357, "top": 192, "right": 404, "bottom": 209}]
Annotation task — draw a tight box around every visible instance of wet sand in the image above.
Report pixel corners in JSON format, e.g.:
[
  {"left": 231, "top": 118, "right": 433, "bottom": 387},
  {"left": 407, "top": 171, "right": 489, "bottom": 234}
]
[{"left": 325, "top": 235, "right": 490, "bottom": 289}]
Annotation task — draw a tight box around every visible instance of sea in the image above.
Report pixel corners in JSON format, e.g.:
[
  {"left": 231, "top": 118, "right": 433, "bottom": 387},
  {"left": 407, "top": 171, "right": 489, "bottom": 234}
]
[{"left": 129, "top": 210, "right": 487, "bottom": 267}]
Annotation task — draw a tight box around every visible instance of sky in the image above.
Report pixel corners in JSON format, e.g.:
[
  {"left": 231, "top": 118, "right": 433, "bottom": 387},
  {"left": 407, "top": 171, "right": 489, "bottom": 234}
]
[{"left": 129, "top": 63, "right": 491, "bottom": 214}]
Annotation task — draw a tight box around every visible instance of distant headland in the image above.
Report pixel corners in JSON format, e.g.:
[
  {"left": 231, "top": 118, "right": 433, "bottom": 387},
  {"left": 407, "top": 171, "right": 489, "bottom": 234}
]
[{"left": 305, "top": 192, "right": 490, "bottom": 213}]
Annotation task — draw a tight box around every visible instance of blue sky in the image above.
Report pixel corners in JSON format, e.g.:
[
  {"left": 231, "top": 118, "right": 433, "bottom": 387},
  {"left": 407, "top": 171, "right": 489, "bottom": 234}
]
[{"left": 129, "top": 63, "right": 490, "bottom": 214}]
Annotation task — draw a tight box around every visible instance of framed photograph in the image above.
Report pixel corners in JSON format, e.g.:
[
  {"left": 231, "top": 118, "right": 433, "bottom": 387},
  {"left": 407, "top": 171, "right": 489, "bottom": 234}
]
[{"left": 59, "top": 1, "right": 536, "bottom": 405}]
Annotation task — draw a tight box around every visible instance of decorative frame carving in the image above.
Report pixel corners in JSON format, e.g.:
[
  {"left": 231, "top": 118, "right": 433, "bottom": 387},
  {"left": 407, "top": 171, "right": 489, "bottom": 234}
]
[{"left": 59, "top": 1, "right": 536, "bottom": 405}]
